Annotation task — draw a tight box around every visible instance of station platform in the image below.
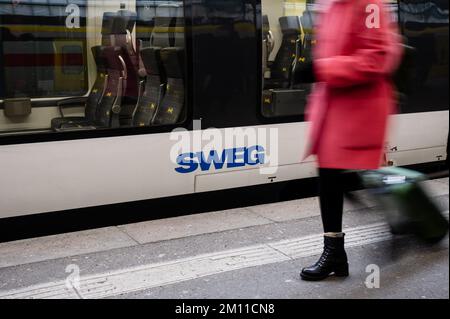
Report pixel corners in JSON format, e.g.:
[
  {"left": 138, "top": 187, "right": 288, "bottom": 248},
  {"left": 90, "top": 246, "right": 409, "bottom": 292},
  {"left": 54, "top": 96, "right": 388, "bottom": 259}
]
[{"left": 0, "top": 178, "right": 448, "bottom": 299}]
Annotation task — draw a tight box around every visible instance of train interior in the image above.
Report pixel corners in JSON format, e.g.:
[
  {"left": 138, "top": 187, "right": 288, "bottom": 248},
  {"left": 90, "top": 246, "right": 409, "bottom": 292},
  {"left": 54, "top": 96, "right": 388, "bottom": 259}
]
[
  {"left": 261, "top": 0, "right": 449, "bottom": 118},
  {"left": 261, "top": 0, "right": 316, "bottom": 118},
  {"left": 0, "top": 0, "right": 449, "bottom": 137},
  {"left": 0, "top": 0, "right": 186, "bottom": 135}
]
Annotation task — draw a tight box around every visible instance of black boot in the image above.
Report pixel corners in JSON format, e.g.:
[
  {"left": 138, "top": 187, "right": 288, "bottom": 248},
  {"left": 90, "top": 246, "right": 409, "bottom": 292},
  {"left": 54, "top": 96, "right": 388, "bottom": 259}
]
[{"left": 300, "top": 235, "right": 349, "bottom": 281}]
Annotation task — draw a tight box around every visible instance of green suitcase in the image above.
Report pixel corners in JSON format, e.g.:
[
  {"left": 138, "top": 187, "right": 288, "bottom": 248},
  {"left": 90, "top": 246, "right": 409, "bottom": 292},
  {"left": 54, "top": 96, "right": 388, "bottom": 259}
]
[{"left": 360, "top": 167, "right": 449, "bottom": 243}]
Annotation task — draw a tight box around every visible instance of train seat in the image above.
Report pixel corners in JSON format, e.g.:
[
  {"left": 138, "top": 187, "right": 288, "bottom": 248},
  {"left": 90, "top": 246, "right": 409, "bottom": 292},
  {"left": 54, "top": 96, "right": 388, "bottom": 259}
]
[
  {"left": 262, "top": 15, "right": 275, "bottom": 77},
  {"left": 150, "top": 3, "right": 182, "bottom": 48},
  {"left": 117, "top": 9, "right": 140, "bottom": 64},
  {"left": 132, "top": 47, "right": 165, "bottom": 127},
  {"left": 290, "top": 10, "right": 315, "bottom": 90},
  {"left": 120, "top": 10, "right": 138, "bottom": 35},
  {"left": 102, "top": 11, "right": 140, "bottom": 126},
  {"left": 51, "top": 46, "right": 126, "bottom": 131},
  {"left": 94, "top": 46, "right": 127, "bottom": 128},
  {"left": 263, "top": 15, "right": 270, "bottom": 38},
  {"left": 140, "top": 10, "right": 173, "bottom": 78},
  {"left": 265, "top": 16, "right": 301, "bottom": 89},
  {"left": 148, "top": 6, "right": 185, "bottom": 126},
  {"left": 173, "top": 6, "right": 185, "bottom": 48},
  {"left": 117, "top": 11, "right": 141, "bottom": 126},
  {"left": 101, "top": 12, "right": 118, "bottom": 41},
  {"left": 136, "top": 3, "right": 156, "bottom": 45},
  {"left": 51, "top": 46, "right": 108, "bottom": 130},
  {"left": 299, "top": 10, "right": 314, "bottom": 63},
  {"left": 150, "top": 16, "right": 173, "bottom": 48},
  {"left": 152, "top": 47, "right": 185, "bottom": 125},
  {"left": 133, "top": 5, "right": 175, "bottom": 126}
]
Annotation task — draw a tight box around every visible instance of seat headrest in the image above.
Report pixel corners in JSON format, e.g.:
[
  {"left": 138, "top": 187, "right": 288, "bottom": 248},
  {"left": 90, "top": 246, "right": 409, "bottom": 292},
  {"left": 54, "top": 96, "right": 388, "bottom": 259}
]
[
  {"left": 102, "top": 14, "right": 130, "bottom": 35},
  {"left": 151, "top": 16, "right": 174, "bottom": 47},
  {"left": 138, "top": 4, "right": 156, "bottom": 22},
  {"left": 118, "top": 10, "right": 137, "bottom": 33},
  {"left": 140, "top": 47, "right": 163, "bottom": 76},
  {"left": 102, "top": 12, "right": 117, "bottom": 35},
  {"left": 279, "top": 16, "right": 301, "bottom": 35},
  {"left": 263, "top": 15, "right": 270, "bottom": 29},
  {"left": 156, "top": 4, "right": 180, "bottom": 18},
  {"left": 111, "top": 15, "right": 128, "bottom": 35},
  {"left": 300, "top": 12, "right": 314, "bottom": 31},
  {"left": 160, "top": 47, "right": 185, "bottom": 79}
]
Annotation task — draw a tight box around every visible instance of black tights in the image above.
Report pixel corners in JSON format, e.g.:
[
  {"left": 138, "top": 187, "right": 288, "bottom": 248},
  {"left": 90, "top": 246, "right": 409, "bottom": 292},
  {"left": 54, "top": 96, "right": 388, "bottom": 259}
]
[{"left": 319, "top": 169, "right": 361, "bottom": 233}]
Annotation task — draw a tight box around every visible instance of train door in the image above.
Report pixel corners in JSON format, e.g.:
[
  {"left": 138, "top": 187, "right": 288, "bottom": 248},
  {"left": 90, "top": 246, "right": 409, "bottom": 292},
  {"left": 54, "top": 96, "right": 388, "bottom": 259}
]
[
  {"left": 258, "top": 0, "right": 449, "bottom": 168},
  {"left": 186, "top": 0, "right": 318, "bottom": 193},
  {"left": 397, "top": 0, "right": 449, "bottom": 114},
  {"left": 387, "top": 0, "right": 449, "bottom": 166},
  {"left": 261, "top": 0, "right": 315, "bottom": 119}
]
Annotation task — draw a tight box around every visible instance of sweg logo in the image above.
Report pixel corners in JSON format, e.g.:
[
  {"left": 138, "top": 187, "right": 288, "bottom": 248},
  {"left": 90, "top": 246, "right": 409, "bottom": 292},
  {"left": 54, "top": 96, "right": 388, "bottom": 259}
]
[
  {"left": 170, "top": 120, "right": 279, "bottom": 175},
  {"left": 175, "top": 146, "right": 265, "bottom": 174}
]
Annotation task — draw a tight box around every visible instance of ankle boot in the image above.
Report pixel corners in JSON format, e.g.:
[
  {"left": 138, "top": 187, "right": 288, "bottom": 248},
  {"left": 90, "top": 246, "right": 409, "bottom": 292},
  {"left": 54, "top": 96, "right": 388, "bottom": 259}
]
[{"left": 300, "top": 234, "right": 349, "bottom": 281}]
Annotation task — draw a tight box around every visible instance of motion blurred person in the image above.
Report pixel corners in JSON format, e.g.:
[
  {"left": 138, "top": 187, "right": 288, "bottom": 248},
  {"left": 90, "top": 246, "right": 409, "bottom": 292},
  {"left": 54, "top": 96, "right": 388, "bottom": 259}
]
[{"left": 299, "top": 0, "right": 403, "bottom": 281}]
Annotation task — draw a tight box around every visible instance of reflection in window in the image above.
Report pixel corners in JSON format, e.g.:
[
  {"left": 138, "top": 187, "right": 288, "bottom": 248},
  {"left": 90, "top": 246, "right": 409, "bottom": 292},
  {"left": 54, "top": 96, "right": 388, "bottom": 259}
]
[
  {"left": 0, "top": 0, "right": 88, "bottom": 99},
  {"left": 398, "top": 0, "right": 449, "bottom": 113},
  {"left": 262, "top": 0, "right": 316, "bottom": 118},
  {"left": 261, "top": 0, "right": 449, "bottom": 118},
  {"left": 0, "top": 0, "right": 187, "bottom": 136}
]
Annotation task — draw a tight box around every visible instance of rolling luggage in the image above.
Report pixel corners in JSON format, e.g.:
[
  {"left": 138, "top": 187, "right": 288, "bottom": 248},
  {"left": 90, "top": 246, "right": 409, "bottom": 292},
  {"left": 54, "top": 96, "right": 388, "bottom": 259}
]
[{"left": 359, "top": 167, "right": 449, "bottom": 243}]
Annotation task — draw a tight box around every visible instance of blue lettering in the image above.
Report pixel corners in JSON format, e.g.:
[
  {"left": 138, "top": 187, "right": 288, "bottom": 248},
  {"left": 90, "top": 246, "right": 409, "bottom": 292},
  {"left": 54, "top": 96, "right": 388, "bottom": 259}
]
[
  {"left": 227, "top": 147, "right": 246, "bottom": 168},
  {"left": 175, "top": 153, "right": 198, "bottom": 174},
  {"left": 247, "top": 145, "right": 265, "bottom": 165},
  {"left": 175, "top": 146, "right": 266, "bottom": 174},
  {"left": 199, "top": 150, "right": 226, "bottom": 171}
]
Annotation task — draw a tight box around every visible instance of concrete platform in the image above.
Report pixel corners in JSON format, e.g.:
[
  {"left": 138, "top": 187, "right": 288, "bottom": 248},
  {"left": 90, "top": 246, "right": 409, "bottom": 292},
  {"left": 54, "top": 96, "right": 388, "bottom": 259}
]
[{"left": 0, "top": 178, "right": 448, "bottom": 299}]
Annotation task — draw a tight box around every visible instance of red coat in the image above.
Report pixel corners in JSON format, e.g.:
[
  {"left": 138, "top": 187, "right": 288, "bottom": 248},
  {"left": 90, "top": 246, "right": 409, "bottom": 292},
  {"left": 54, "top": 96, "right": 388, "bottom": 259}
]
[{"left": 305, "top": 0, "right": 403, "bottom": 169}]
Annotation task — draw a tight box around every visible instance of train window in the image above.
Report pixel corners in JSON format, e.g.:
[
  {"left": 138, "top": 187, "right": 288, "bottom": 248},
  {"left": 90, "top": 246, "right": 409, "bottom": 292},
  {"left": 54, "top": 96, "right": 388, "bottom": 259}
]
[
  {"left": 261, "top": 0, "right": 316, "bottom": 119},
  {"left": 261, "top": 0, "right": 449, "bottom": 118},
  {"left": 61, "top": 45, "right": 84, "bottom": 75},
  {"left": 398, "top": 0, "right": 449, "bottom": 113},
  {"left": 0, "top": 0, "right": 88, "bottom": 99},
  {"left": 0, "top": 0, "right": 187, "bottom": 137}
]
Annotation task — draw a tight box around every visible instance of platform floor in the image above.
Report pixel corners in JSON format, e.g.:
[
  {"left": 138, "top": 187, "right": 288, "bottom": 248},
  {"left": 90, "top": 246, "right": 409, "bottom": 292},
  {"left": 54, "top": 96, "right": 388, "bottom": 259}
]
[{"left": 0, "top": 178, "right": 448, "bottom": 299}]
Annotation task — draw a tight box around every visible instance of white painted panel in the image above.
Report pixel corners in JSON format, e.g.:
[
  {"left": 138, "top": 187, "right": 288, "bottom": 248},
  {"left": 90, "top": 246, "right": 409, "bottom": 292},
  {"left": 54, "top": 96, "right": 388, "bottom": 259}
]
[
  {"left": 0, "top": 109, "right": 448, "bottom": 218},
  {"left": 387, "top": 111, "right": 449, "bottom": 152},
  {"left": 195, "top": 161, "right": 317, "bottom": 193},
  {"left": 387, "top": 147, "right": 448, "bottom": 167},
  {"left": 0, "top": 133, "right": 195, "bottom": 218},
  {"left": 0, "top": 122, "right": 309, "bottom": 217}
]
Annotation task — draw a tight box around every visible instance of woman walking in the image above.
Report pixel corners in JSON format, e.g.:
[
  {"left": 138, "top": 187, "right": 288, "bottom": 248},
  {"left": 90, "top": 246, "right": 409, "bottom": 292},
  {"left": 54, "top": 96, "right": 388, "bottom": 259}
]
[{"left": 300, "top": 0, "right": 403, "bottom": 281}]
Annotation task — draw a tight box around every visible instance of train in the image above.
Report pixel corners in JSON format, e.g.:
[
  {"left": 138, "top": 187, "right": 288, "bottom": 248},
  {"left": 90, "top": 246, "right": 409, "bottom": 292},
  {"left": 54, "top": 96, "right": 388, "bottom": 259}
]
[{"left": 0, "top": 0, "right": 448, "bottom": 219}]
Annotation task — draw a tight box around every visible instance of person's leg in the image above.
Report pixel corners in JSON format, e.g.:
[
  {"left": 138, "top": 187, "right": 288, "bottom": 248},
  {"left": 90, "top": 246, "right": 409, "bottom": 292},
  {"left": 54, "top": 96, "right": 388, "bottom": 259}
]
[
  {"left": 300, "top": 168, "right": 349, "bottom": 281},
  {"left": 319, "top": 168, "right": 345, "bottom": 233}
]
